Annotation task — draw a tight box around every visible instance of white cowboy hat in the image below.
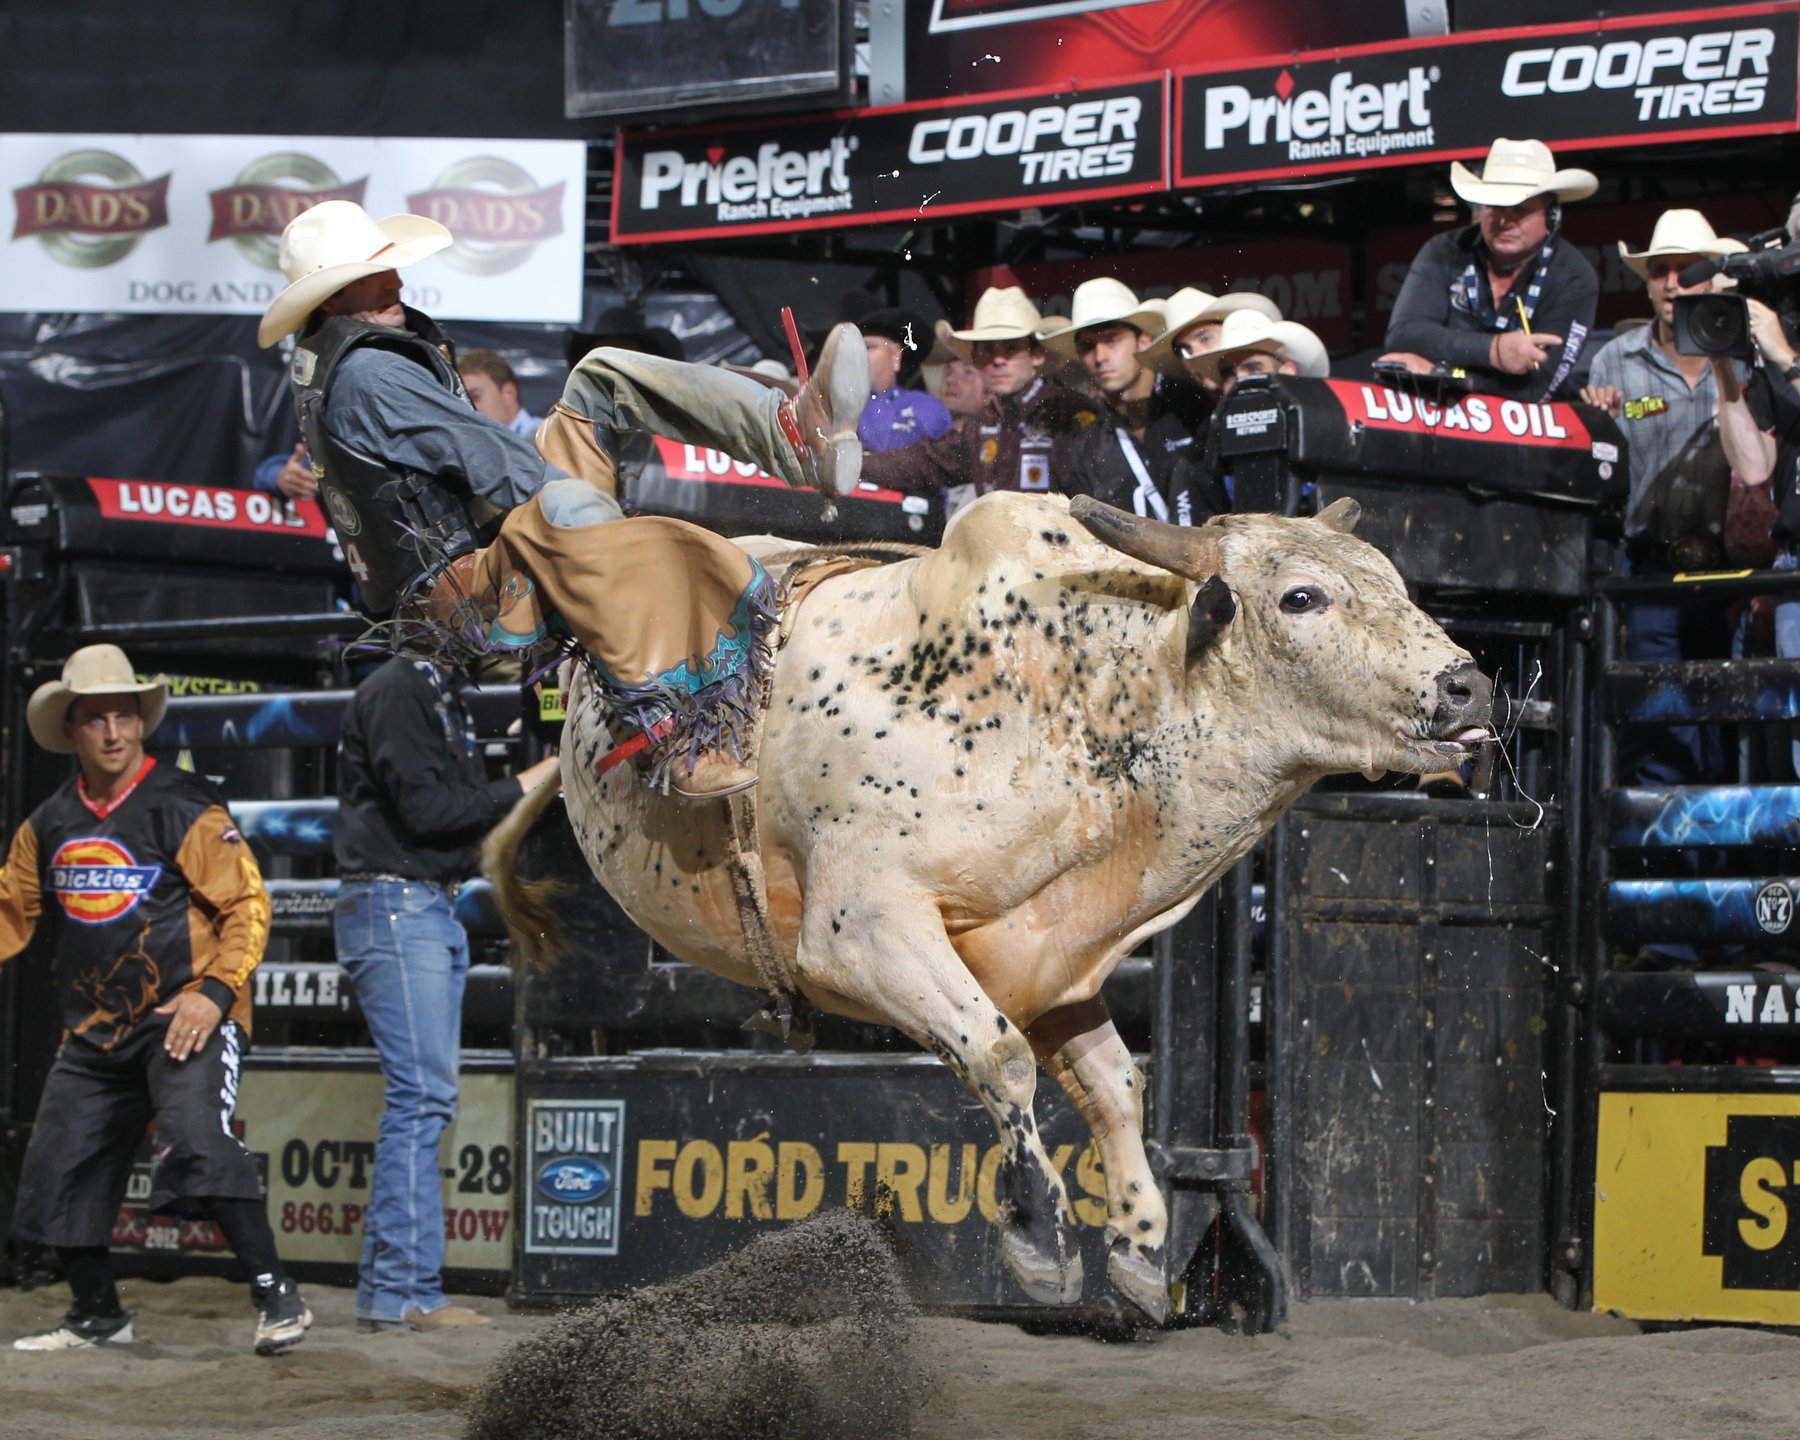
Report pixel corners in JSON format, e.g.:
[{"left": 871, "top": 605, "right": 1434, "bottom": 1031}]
[
  {"left": 1449, "top": 138, "right": 1598, "bottom": 209},
  {"left": 720, "top": 356, "right": 798, "bottom": 395},
  {"left": 1618, "top": 208, "right": 1747, "bottom": 278},
  {"left": 1146, "top": 287, "right": 1286, "bottom": 371},
  {"left": 1187, "top": 309, "right": 1330, "bottom": 383},
  {"left": 27, "top": 644, "right": 167, "bottom": 754},
  {"left": 257, "top": 200, "right": 452, "bottom": 348},
  {"left": 1039, "top": 277, "right": 1167, "bottom": 361},
  {"left": 936, "top": 285, "right": 1046, "bottom": 356}
]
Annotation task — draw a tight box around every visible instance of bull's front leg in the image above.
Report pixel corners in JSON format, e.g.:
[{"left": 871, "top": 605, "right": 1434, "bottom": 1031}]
[
  {"left": 1028, "top": 998, "right": 1170, "bottom": 1323},
  {"left": 799, "top": 900, "right": 1083, "bottom": 1306}
]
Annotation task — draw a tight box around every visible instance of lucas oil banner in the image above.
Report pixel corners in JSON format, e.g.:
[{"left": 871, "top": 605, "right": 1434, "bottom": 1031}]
[
  {"left": 611, "top": 75, "right": 1167, "bottom": 244},
  {"left": 1, "top": 134, "right": 585, "bottom": 321},
  {"left": 1176, "top": 3, "right": 1800, "bottom": 190}
]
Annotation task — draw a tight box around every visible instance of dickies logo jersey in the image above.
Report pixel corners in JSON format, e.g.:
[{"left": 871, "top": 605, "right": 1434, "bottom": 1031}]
[{"left": 49, "top": 836, "right": 163, "bottom": 925}]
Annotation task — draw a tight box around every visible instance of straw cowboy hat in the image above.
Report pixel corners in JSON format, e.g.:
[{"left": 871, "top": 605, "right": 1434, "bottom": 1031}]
[
  {"left": 1186, "top": 309, "right": 1330, "bottom": 383},
  {"left": 257, "top": 200, "right": 452, "bottom": 347},
  {"left": 935, "top": 285, "right": 1046, "bottom": 356},
  {"left": 1618, "top": 208, "right": 1747, "bottom": 278},
  {"left": 1146, "top": 287, "right": 1286, "bottom": 369},
  {"left": 27, "top": 645, "right": 167, "bottom": 754},
  {"left": 1449, "top": 138, "right": 1597, "bottom": 209},
  {"left": 1039, "top": 278, "right": 1167, "bottom": 362}
]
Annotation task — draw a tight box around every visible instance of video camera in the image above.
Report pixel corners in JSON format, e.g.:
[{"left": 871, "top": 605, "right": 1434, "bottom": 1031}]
[{"left": 1673, "top": 224, "right": 1800, "bottom": 360}]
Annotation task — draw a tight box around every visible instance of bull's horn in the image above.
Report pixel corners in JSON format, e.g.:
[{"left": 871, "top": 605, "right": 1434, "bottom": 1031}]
[
  {"left": 1315, "top": 496, "right": 1361, "bottom": 533},
  {"left": 1069, "top": 495, "right": 1221, "bottom": 580}
]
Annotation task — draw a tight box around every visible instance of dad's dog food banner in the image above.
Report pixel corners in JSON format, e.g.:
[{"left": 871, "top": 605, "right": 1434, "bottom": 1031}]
[{"left": 1, "top": 134, "right": 585, "bottom": 322}]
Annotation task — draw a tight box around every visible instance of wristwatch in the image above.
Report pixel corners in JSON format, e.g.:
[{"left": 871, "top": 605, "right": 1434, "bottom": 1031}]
[{"left": 1783, "top": 360, "right": 1800, "bottom": 383}]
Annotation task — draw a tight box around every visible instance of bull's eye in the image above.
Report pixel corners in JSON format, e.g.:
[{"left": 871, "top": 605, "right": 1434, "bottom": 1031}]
[{"left": 1280, "top": 586, "right": 1327, "bottom": 614}]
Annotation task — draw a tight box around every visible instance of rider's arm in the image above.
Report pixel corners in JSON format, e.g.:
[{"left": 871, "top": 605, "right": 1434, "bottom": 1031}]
[{"left": 325, "top": 348, "right": 567, "bottom": 509}]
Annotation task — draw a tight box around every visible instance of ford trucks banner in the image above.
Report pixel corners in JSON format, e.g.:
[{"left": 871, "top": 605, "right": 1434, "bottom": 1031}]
[
  {"left": 1176, "top": 3, "right": 1800, "bottom": 190},
  {"left": 1, "top": 134, "right": 585, "bottom": 321},
  {"left": 611, "top": 75, "right": 1167, "bottom": 244}
]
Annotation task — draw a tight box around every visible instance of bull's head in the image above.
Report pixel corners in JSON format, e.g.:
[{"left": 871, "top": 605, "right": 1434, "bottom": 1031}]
[{"left": 1068, "top": 495, "right": 1493, "bottom": 779}]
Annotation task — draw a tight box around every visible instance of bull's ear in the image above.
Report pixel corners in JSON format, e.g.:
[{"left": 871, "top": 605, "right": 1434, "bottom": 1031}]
[
  {"left": 1186, "top": 575, "right": 1236, "bottom": 662},
  {"left": 1315, "top": 496, "right": 1361, "bottom": 533}
]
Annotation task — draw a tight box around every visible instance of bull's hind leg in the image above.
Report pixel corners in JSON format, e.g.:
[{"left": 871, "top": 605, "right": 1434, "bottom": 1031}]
[
  {"left": 1029, "top": 998, "right": 1170, "bottom": 1323},
  {"left": 801, "top": 907, "right": 1083, "bottom": 1305}
]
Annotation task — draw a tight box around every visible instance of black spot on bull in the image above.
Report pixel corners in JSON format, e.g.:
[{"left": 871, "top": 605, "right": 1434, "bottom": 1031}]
[{"left": 465, "top": 1210, "right": 926, "bottom": 1440}]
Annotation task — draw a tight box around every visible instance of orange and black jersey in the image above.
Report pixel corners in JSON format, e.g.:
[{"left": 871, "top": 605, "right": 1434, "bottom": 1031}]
[{"left": 0, "top": 758, "right": 269, "bottom": 1053}]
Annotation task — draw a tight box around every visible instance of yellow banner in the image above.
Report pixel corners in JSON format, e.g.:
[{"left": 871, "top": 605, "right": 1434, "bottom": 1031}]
[
  {"left": 237, "top": 1069, "right": 513, "bottom": 1271},
  {"left": 1595, "top": 1091, "right": 1800, "bottom": 1324}
]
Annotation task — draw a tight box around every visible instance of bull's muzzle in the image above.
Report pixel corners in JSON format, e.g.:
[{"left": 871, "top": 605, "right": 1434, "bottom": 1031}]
[{"left": 1433, "top": 661, "right": 1494, "bottom": 745}]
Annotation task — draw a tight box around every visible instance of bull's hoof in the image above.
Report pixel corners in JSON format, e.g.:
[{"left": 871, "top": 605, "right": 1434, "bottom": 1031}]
[
  {"left": 1002, "top": 1228, "right": 1084, "bottom": 1306},
  {"left": 1106, "top": 1239, "right": 1170, "bottom": 1325}
]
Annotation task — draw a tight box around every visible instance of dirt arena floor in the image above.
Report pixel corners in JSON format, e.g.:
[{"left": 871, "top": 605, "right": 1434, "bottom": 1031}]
[{"left": 3, "top": 1272, "right": 1799, "bottom": 1440}]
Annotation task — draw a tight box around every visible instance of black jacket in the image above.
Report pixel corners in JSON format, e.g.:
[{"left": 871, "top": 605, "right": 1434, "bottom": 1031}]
[
  {"left": 334, "top": 658, "right": 520, "bottom": 883},
  {"left": 1386, "top": 224, "right": 1599, "bottom": 402},
  {"left": 1064, "top": 374, "right": 1213, "bottom": 524}
]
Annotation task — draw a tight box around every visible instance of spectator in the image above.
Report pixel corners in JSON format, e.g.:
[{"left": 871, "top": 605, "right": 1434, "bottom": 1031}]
[
  {"left": 251, "top": 440, "right": 318, "bottom": 501},
  {"left": 1148, "top": 288, "right": 1284, "bottom": 395},
  {"left": 334, "top": 656, "right": 558, "bottom": 1331},
  {"left": 457, "top": 349, "right": 538, "bottom": 438},
  {"left": 856, "top": 307, "right": 952, "bottom": 453},
  {"left": 1382, "top": 137, "right": 1599, "bottom": 401},
  {"left": 4, "top": 645, "right": 309, "bottom": 1355},
  {"left": 1187, "top": 309, "right": 1330, "bottom": 392},
  {"left": 1580, "top": 208, "right": 1768, "bottom": 967},
  {"left": 862, "top": 285, "right": 1098, "bottom": 513},
  {"left": 1046, "top": 278, "right": 1212, "bottom": 524}
]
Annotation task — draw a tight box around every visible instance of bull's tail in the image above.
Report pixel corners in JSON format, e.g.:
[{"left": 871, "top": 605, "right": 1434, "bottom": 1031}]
[{"left": 480, "top": 768, "right": 569, "bottom": 972}]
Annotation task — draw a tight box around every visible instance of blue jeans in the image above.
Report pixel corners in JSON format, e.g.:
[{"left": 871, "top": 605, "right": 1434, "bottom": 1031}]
[{"left": 334, "top": 878, "right": 469, "bottom": 1323}]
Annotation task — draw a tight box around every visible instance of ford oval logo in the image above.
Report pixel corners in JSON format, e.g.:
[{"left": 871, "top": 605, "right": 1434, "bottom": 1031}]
[{"left": 536, "top": 1156, "right": 611, "bottom": 1204}]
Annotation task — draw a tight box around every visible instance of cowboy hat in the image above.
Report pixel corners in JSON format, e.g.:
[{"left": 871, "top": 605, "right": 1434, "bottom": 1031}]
[
  {"left": 936, "top": 285, "right": 1046, "bottom": 356},
  {"left": 720, "top": 356, "right": 798, "bottom": 395},
  {"left": 1618, "top": 208, "right": 1747, "bottom": 278},
  {"left": 27, "top": 645, "right": 167, "bottom": 754},
  {"left": 1145, "top": 288, "right": 1286, "bottom": 371},
  {"left": 1186, "top": 309, "right": 1330, "bottom": 383},
  {"left": 1039, "top": 278, "right": 1167, "bottom": 362},
  {"left": 257, "top": 200, "right": 452, "bottom": 348},
  {"left": 1449, "top": 138, "right": 1597, "bottom": 209}
]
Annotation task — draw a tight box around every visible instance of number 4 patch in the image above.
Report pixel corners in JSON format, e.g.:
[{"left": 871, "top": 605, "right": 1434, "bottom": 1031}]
[{"left": 345, "top": 543, "right": 371, "bottom": 584}]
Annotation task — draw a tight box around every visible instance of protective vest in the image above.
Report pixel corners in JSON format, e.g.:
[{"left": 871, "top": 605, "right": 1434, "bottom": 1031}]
[{"left": 291, "top": 308, "right": 481, "bottom": 615}]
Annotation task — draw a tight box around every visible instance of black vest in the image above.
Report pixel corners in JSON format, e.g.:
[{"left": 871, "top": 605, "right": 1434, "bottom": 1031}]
[{"left": 291, "top": 308, "right": 482, "bottom": 615}]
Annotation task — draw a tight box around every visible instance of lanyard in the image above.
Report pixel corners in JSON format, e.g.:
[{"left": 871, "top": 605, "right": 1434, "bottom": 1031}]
[
  {"left": 1461, "top": 238, "right": 1553, "bottom": 331},
  {"left": 413, "top": 662, "right": 478, "bottom": 759},
  {"left": 1116, "top": 428, "right": 1168, "bottom": 521}
]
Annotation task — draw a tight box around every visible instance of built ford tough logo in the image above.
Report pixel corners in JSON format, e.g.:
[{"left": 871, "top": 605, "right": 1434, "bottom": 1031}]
[{"left": 536, "top": 1156, "right": 612, "bottom": 1204}]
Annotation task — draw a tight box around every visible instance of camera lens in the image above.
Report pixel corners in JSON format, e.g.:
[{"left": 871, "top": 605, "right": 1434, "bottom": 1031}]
[{"left": 1689, "top": 296, "right": 1749, "bottom": 352}]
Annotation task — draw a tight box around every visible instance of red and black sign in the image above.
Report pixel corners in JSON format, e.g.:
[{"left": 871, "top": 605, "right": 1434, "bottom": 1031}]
[
  {"left": 1176, "top": 3, "right": 1800, "bottom": 190},
  {"left": 612, "top": 75, "right": 1167, "bottom": 245}
]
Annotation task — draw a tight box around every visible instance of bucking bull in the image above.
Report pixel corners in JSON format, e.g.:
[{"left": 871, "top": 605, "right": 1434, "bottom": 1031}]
[{"left": 485, "top": 490, "right": 1493, "bottom": 1321}]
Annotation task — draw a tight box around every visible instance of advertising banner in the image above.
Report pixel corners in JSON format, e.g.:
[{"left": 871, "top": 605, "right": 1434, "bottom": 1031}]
[
  {"left": 611, "top": 75, "right": 1167, "bottom": 244},
  {"left": 974, "top": 238, "right": 1354, "bottom": 351},
  {"left": 1, "top": 134, "right": 586, "bottom": 321},
  {"left": 903, "top": 0, "right": 1415, "bottom": 104},
  {"left": 1176, "top": 3, "right": 1800, "bottom": 191},
  {"left": 112, "top": 1066, "right": 514, "bottom": 1274},
  {"left": 1594, "top": 1090, "right": 1800, "bottom": 1324}
]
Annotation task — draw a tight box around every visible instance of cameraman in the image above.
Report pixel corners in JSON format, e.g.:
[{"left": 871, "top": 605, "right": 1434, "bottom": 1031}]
[{"left": 1579, "top": 209, "right": 1768, "bottom": 967}]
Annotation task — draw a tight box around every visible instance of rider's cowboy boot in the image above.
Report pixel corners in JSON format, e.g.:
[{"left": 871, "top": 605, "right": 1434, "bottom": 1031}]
[
  {"left": 417, "top": 551, "right": 547, "bottom": 651},
  {"left": 778, "top": 322, "right": 869, "bottom": 498},
  {"left": 669, "top": 748, "right": 758, "bottom": 800}
]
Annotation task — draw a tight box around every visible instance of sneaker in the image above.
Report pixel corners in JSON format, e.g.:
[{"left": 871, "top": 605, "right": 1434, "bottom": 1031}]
[
  {"left": 252, "top": 1278, "right": 312, "bottom": 1356},
  {"left": 783, "top": 322, "right": 869, "bottom": 498},
  {"left": 13, "top": 1310, "right": 135, "bottom": 1351}
]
